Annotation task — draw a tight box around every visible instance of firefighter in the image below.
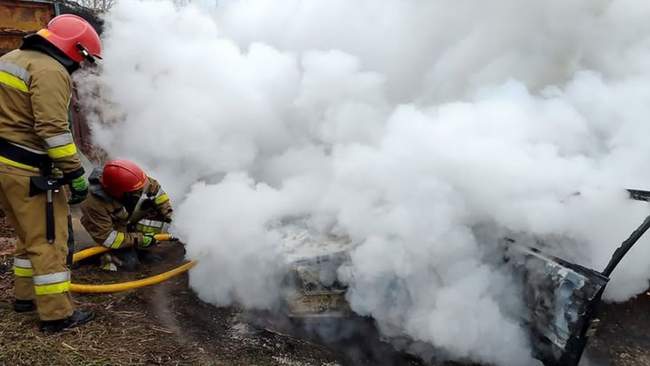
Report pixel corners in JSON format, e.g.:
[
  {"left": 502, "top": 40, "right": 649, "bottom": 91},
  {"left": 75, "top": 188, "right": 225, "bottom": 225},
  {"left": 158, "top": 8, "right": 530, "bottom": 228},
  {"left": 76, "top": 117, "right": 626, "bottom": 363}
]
[
  {"left": 0, "top": 15, "right": 101, "bottom": 332},
  {"left": 80, "top": 159, "right": 173, "bottom": 272}
]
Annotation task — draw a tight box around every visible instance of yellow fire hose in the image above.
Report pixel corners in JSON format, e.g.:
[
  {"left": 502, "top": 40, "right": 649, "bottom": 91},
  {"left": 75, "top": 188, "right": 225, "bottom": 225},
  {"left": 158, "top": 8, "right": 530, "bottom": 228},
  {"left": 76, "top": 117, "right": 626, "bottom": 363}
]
[
  {"left": 71, "top": 245, "right": 110, "bottom": 263},
  {"left": 71, "top": 233, "right": 175, "bottom": 263},
  {"left": 70, "top": 233, "right": 197, "bottom": 294}
]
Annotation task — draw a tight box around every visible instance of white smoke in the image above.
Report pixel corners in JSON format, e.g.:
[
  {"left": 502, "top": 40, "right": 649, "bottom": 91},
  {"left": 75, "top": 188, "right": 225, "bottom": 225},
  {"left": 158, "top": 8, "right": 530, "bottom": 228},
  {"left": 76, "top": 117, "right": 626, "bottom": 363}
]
[{"left": 78, "top": 0, "right": 650, "bottom": 364}]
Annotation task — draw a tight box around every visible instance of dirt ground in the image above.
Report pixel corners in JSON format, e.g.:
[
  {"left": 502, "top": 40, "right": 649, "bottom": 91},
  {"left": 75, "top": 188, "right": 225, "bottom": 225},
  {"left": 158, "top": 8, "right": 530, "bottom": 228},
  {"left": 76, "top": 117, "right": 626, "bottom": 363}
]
[
  {"left": 582, "top": 295, "right": 650, "bottom": 366},
  {"left": 0, "top": 215, "right": 648, "bottom": 366}
]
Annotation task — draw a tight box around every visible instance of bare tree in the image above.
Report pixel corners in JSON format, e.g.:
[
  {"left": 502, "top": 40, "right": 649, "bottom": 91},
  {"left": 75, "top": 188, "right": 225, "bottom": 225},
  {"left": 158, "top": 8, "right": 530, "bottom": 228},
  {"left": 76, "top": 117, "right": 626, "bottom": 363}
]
[{"left": 69, "top": 0, "right": 115, "bottom": 12}]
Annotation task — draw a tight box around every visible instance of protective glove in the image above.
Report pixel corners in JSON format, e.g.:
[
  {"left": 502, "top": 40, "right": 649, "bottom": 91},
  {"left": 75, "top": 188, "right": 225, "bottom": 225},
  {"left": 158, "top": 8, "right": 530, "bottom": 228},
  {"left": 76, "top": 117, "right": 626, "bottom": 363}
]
[
  {"left": 68, "top": 176, "right": 88, "bottom": 204},
  {"left": 139, "top": 233, "right": 158, "bottom": 248}
]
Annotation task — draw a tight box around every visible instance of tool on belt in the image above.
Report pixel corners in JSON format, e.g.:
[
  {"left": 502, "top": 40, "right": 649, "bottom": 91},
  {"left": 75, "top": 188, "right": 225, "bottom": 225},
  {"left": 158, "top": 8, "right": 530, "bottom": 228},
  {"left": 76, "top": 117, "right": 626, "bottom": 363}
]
[
  {"left": 29, "top": 175, "right": 63, "bottom": 244},
  {"left": 0, "top": 137, "right": 80, "bottom": 249},
  {"left": 67, "top": 214, "right": 75, "bottom": 265}
]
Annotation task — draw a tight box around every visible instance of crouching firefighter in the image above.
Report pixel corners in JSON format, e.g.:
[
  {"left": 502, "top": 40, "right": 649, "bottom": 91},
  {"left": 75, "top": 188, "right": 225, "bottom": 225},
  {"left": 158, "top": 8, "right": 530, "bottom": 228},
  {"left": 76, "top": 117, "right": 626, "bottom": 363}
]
[
  {"left": 0, "top": 15, "right": 102, "bottom": 331},
  {"left": 80, "top": 159, "right": 173, "bottom": 271}
]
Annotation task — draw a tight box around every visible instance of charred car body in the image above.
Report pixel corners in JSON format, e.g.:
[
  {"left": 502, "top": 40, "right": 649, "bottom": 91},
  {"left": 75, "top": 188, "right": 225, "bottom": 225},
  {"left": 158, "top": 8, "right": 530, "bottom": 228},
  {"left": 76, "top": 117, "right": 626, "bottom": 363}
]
[{"left": 283, "top": 189, "right": 650, "bottom": 366}]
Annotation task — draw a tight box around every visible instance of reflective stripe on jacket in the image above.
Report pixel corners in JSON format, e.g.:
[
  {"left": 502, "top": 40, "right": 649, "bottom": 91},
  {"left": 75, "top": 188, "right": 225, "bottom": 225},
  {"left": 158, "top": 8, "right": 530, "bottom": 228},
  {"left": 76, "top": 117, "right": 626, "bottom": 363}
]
[{"left": 0, "top": 49, "right": 82, "bottom": 174}]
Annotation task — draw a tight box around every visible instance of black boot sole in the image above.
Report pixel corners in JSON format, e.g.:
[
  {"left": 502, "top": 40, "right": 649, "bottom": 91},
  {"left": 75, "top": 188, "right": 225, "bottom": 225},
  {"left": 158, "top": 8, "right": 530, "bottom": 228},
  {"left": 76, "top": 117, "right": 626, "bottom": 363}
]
[
  {"left": 13, "top": 301, "right": 36, "bottom": 313},
  {"left": 40, "top": 311, "right": 95, "bottom": 333}
]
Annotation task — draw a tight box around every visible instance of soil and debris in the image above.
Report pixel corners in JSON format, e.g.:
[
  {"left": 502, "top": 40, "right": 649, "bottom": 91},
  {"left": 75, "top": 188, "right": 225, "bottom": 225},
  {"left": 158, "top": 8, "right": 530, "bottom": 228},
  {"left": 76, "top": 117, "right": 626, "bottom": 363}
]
[{"left": 0, "top": 213, "right": 649, "bottom": 366}]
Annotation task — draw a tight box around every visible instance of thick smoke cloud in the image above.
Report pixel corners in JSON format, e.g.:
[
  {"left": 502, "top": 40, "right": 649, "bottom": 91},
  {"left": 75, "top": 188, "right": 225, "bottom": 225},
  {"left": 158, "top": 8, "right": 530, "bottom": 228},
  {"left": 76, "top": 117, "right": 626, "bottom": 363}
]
[{"left": 78, "top": 0, "right": 650, "bottom": 364}]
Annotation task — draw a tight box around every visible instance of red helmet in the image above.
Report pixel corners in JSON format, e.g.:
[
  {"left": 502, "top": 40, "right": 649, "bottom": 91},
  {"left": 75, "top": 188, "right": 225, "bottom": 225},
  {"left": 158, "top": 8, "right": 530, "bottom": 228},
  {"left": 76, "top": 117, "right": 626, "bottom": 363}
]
[
  {"left": 37, "top": 14, "right": 102, "bottom": 64},
  {"left": 101, "top": 160, "right": 148, "bottom": 199}
]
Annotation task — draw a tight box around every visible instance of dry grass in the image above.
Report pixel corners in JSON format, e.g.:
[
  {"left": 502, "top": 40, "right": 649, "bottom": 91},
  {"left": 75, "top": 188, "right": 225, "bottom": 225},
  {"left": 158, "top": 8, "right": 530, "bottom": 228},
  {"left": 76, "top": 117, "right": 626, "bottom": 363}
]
[{"left": 0, "top": 241, "right": 211, "bottom": 366}]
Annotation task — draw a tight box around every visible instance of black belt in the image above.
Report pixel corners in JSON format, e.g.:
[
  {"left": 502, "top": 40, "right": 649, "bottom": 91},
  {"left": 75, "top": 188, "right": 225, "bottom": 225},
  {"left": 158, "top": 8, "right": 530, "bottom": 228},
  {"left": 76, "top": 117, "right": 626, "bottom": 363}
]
[{"left": 0, "top": 138, "right": 50, "bottom": 169}]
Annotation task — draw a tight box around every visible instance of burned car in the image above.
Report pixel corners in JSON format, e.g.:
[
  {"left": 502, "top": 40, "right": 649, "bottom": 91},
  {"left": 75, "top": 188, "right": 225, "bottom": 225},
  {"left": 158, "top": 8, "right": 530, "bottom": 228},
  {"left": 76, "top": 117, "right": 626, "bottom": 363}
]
[{"left": 282, "top": 189, "right": 650, "bottom": 366}]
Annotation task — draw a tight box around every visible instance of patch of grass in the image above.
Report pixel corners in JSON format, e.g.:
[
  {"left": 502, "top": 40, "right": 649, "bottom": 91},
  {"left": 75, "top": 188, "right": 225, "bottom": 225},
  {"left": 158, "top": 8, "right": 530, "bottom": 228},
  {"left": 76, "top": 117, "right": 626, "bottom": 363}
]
[{"left": 0, "top": 252, "right": 203, "bottom": 366}]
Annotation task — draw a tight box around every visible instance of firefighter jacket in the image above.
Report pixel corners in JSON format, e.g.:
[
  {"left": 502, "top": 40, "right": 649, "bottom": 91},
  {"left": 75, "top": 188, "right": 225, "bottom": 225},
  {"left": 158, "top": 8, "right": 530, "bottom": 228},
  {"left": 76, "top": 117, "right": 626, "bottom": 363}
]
[
  {"left": 80, "top": 173, "right": 173, "bottom": 249},
  {"left": 0, "top": 49, "right": 83, "bottom": 178}
]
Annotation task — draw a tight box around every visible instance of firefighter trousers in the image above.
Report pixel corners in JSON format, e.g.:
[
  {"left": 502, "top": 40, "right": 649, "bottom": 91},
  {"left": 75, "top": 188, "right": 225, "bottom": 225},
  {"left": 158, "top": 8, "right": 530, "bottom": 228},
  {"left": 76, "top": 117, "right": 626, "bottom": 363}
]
[{"left": 0, "top": 164, "right": 74, "bottom": 321}]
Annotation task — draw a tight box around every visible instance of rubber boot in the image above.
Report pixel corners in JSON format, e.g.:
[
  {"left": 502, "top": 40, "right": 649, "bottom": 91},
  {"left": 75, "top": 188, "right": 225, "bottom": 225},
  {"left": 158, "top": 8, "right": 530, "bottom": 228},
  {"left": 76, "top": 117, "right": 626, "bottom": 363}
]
[
  {"left": 40, "top": 310, "right": 95, "bottom": 333},
  {"left": 13, "top": 299, "right": 35, "bottom": 313},
  {"left": 100, "top": 253, "right": 119, "bottom": 272}
]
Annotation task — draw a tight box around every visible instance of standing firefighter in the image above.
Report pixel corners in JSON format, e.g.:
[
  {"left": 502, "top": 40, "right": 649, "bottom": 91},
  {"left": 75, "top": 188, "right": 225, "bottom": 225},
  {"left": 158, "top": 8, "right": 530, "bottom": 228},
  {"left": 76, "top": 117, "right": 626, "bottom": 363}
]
[
  {"left": 0, "top": 15, "right": 101, "bottom": 332},
  {"left": 80, "top": 160, "right": 173, "bottom": 271}
]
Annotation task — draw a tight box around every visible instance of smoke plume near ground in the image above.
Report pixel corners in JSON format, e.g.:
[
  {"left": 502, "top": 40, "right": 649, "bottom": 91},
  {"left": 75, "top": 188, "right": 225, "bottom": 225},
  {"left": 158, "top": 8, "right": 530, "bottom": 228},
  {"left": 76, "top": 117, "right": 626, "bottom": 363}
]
[{"left": 79, "top": 0, "right": 650, "bottom": 364}]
